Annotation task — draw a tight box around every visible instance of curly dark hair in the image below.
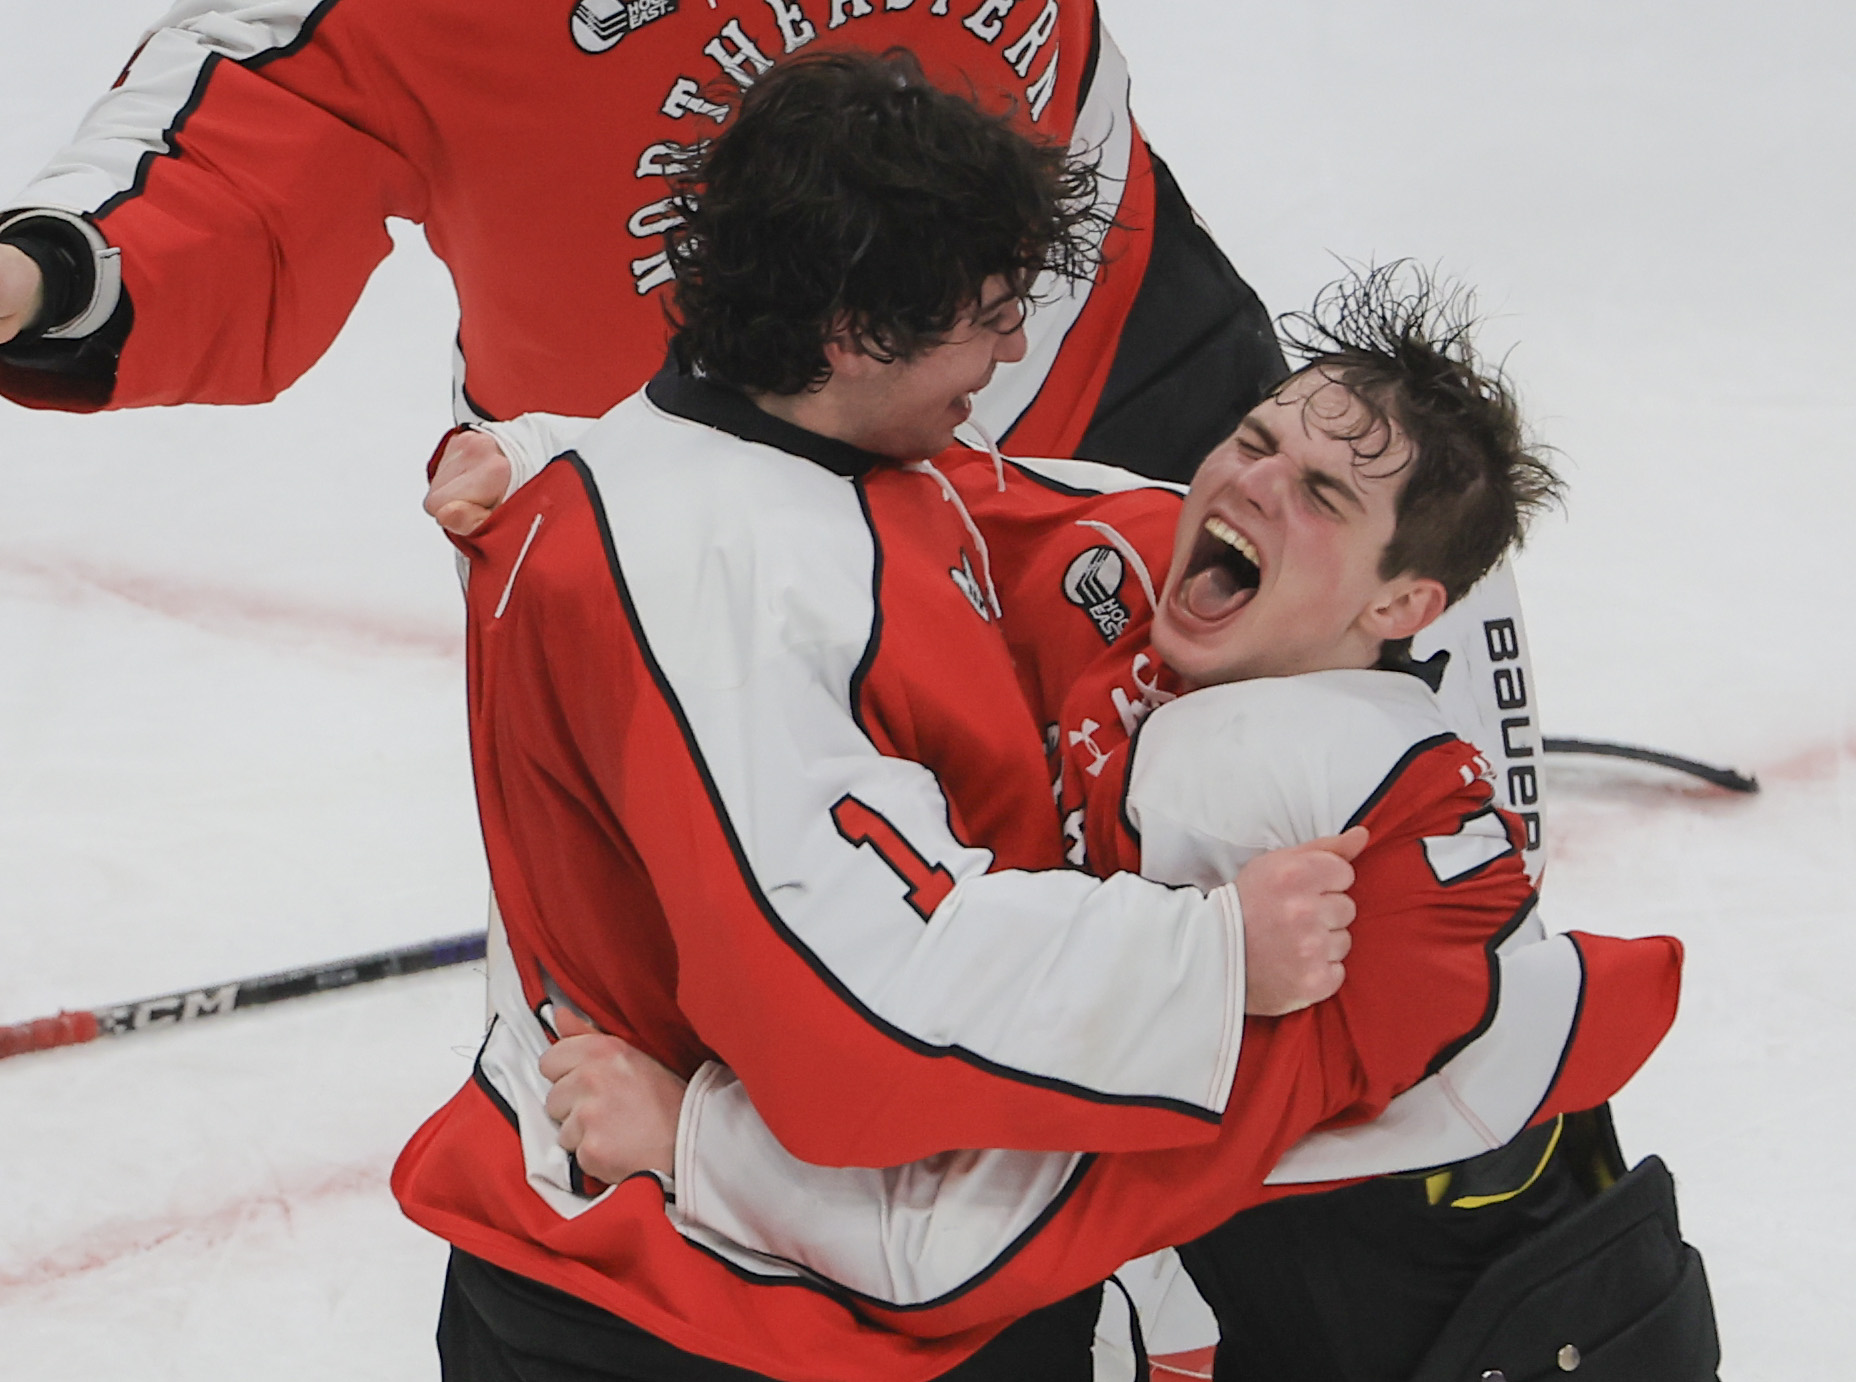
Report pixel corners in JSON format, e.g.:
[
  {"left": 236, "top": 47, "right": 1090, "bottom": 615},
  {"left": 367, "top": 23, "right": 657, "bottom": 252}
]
[
  {"left": 661, "top": 49, "right": 1107, "bottom": 395},
  {"left": 1274, "top": 263, "right": 1564, "bottom": 604}
]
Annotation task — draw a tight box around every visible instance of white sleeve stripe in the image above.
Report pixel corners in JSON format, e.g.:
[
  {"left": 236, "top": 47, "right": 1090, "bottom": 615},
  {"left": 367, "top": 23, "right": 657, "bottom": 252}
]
[
  {"left": 14, "top": 0, "right": 330, "bottom": 221},
  {"left": 1422, "top": 892, "right": 1541, "bottom": 1079},
  {"left": 1422, "top": 805, "right": 1520, "bottom": 885}
]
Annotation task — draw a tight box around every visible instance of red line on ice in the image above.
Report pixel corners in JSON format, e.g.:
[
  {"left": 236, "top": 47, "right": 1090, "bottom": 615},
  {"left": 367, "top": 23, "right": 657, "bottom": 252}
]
[
  {"left": 0, "top": 1164, "right": 388, "bottom": 1296},
  {"left": 1759, "top": 733, "right": 1856, "bottom": 784},
  {"left": 0, "top": 554, "right": 461, "bottom": 659}
]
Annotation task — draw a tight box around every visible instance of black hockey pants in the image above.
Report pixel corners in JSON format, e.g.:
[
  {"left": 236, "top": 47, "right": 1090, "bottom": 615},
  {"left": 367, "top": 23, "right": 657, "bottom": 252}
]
[
  {"left": 1180, "top": 1111, "right": 1722, "bottom": 1382},
  {"left": 437, "top": 1248, "right": 1101, "bottom": 1382}
]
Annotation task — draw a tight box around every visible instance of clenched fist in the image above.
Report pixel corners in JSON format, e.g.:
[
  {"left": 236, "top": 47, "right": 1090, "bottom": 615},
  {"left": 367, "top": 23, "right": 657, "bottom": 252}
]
[
  {"left": 424, "top": 427, "right": 512, "bottom": 536},
  {"left": 1235, "top": 825, "right": 1367, "bottom": 1016},
  {"left": 0, "top": 244, "right": 45, "bottom": 345},
  {"left": 539, "top": 1006, "right": 688, "bottom": 1185}
]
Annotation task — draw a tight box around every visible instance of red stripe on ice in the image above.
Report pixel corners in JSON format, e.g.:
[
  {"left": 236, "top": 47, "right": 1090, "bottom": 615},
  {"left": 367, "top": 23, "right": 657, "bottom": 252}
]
[
  {"left": 0, "top": 554, "right": 460, "bottom": 660},
  {"left": 0, "top": 1165, "right": 387, "bottom": 1297}
]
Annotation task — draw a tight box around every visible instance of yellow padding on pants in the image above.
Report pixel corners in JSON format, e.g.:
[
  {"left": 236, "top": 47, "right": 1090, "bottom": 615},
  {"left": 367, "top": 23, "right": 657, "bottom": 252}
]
[{"left": 1424, "top": 1116, "right": 1565, "bottom": 1209}]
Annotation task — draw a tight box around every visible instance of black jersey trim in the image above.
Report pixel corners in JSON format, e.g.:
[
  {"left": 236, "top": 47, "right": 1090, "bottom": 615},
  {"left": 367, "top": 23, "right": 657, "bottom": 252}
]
[
  {"left": 1421, "top": 892, "right": 1541, "bottom": 1080},
  {"left": 845, "top": 474, "right": 993, "bottom": 859},
  {"left": 846, "top": 480, "right": 885, "bottom": 738},
  {"left": 1001, "top": 455, "right": 1180, "bottom": 501},
  {"left": 646, "top": 366, "right": 887, "bottom": 478},
  {"left": 243, "top": 0, "right": 347, "bottom": 70},
  {"left": 469, "top": 1018, "right": 522, "bottom": 1132},
  {"left": 95, "top": 52, "right": 223, "bottom": 219},
  {"left": 1340, "top": 732, "right": 1459, "bottom": 833},
  {"left": 1076, "top": 9, "right": 1103, "bottom": 111},
  {"left": 1116, "top": 710, "right": 1156, "bottom": 851},
  {"left": 567, "top": 452, "right": 1219, "bottom": 1124},
  {"left": 456, "top": 332, "right": 500, "bottom": 422},
  {"left": 1377, "top": 639, "right": 1451, "bottom": 693},
  {"left": 1522, "top": 935, "right": 1588, "bottom": 1132}
]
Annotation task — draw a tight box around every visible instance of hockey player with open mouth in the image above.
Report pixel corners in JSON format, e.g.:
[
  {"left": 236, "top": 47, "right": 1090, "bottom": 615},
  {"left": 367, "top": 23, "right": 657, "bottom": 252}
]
[{"left": 405, "top": 51, "right": 1705, "bottom": 1382}]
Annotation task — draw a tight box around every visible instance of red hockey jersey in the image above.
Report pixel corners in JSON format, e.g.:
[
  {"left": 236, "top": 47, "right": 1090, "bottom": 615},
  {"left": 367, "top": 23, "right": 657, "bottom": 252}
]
[{"left": 0, "top": 0, "right": 1156, "bottom": 459}]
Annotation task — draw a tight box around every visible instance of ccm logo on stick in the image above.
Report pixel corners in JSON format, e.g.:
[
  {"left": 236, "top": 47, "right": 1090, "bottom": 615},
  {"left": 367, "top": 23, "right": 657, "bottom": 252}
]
[{"left": 100, "top": 984, "right": 240, "bottom": 1034}]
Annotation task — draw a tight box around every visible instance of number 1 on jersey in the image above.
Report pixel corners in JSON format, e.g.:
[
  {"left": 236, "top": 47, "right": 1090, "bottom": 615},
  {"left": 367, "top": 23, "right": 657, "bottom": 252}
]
[{"left": 830, "top": 795, "right": 956, "bottom": 921}]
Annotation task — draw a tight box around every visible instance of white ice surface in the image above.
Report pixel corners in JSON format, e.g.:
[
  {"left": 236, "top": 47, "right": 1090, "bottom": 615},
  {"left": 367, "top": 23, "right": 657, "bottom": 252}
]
[{"left": 0, "top": 0, "right": 1850, "bottom": 1375}]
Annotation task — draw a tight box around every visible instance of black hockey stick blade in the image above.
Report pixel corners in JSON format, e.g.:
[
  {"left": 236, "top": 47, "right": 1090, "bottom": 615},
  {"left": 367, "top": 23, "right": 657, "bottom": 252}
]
[
  {"left": 1542, "top": 737, "right": 1760, "bottom": 794},
  {"left": 0, "top": 930, "right": 488, "bottom": 1060}
]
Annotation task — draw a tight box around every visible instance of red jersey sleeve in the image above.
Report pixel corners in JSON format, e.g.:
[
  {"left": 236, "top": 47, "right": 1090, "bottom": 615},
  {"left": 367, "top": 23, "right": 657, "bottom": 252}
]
[{"left": 2, "top": 0, "right": 1146, "bottom": 425}]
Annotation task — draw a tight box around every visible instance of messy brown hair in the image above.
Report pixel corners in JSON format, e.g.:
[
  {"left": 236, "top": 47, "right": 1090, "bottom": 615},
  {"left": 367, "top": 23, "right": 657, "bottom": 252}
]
[{"left": 1276, "top": 263, "right": 1564, "bottom": 604}]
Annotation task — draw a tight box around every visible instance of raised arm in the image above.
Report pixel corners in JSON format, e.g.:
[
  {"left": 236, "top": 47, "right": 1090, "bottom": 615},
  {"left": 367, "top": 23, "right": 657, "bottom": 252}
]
[{"left": 0, "top": 1, "right": 425, "bottom": 410}]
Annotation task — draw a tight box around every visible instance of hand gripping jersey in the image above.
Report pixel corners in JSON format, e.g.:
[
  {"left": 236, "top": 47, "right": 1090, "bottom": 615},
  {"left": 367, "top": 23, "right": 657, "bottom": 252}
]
[
  {"left": 616, "top": 451, "right": 1683, "bottom": 1339},
  {"left": 0, "top": 0, "right": 1278, "bottom": 475},
  {"left": 392, "top": 401, "right": 1680, "bottom": 1374}
]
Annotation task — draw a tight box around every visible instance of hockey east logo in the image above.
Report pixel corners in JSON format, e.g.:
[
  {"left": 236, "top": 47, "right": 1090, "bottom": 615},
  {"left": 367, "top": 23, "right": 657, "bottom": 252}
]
[
  {"left": 571, "top": 0, "right": 678, "bottom": 54},
  {"left": 1063, "top": 546, "right": 1130, "bottom": 643}
]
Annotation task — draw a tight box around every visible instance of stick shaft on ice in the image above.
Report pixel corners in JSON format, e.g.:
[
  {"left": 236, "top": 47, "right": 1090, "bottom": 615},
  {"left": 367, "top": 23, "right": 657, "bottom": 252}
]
[
  {"left": 1542, "top": 737, "right": 1759, "bottom": 793},
  {"left": 0, "top": 931, "right": 487, "bottom": 1059}
]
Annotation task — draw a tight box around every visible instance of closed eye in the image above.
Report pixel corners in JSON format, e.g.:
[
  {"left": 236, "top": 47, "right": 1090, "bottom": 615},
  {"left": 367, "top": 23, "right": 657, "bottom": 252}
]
[
  {"left": 1301, "top": 471, "right": 1353, "bottom": 516},
  {"left": 981, "top": 299, "right": 1026, "bottom": 334}
]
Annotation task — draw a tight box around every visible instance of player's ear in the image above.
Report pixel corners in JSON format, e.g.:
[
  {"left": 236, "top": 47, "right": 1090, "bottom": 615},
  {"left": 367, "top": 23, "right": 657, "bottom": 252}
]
[
  {"left": 1361, "top": 575, "right": 1448, "bottom": 643},
  {"left": 821, "top": 315, "right": 884, "bottom": 381}
]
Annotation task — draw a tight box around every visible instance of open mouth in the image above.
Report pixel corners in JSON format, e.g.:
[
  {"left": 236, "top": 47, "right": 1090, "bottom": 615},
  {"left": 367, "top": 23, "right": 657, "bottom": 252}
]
[{"left": 1177, "top": 515, "right": 1261, "bottom": 622}]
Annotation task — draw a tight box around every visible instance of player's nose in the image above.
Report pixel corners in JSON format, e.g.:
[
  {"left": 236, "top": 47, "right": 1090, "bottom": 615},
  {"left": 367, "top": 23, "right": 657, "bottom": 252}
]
[
  {"left": 1233, "top": 450, "right": 1290, "bottom": 510},
  {"left": 993, "top": 322, "right": 1029, "bottom": 364}
]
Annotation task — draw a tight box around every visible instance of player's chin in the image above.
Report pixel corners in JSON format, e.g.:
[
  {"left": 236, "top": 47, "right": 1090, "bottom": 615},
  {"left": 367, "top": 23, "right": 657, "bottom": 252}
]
[{"left": 1151, "top": 605, "right": 1238, "bottom": 691}]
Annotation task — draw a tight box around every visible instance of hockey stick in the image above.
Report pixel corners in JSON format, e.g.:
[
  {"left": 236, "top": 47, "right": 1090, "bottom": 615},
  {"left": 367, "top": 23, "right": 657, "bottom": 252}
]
[
  {"left": 0, "top": 931, "right": 487, "bottom": 1060},
  {"left": 1542, "top": 737, "right": 1760, "bottom": 794}
]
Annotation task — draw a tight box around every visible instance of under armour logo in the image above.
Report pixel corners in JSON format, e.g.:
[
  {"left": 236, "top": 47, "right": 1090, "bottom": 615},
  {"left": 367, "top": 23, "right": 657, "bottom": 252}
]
[
  {"left": 1068, "top": 718, "right": 1112, "bottom": 778},
  {"left": 950, "top": 551, "right": 991, "bottom": 622},
  {"left": 1111, "top": 652, "right": 1177, "bottom": 737}
]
